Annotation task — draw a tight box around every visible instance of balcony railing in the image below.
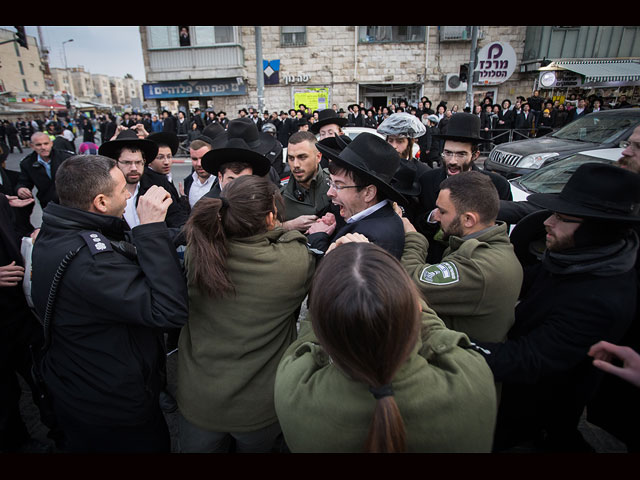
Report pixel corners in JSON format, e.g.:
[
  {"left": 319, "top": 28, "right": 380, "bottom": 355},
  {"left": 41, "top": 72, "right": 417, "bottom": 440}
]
[{"left": 146, "top": 45, "right": 244, "bottom": 80}]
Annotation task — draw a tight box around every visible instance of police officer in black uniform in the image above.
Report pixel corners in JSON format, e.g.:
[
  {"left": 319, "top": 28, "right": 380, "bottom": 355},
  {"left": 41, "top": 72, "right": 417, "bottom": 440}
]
[{"left": 31, "top": 154, "right": 188, "bottom": 453}]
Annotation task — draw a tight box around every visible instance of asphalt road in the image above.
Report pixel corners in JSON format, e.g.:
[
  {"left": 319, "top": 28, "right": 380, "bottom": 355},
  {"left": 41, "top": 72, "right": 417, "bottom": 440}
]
[{"left": 7, "top": 134, "right": 629, "bottom": 453}]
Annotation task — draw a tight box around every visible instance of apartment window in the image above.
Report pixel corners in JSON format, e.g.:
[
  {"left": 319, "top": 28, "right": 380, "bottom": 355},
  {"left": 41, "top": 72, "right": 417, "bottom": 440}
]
[
  {"left": 359, "top": 26, "right": 425, "bottom": 43},
  {"left": 281, "top": 26, "right": 306, "bottom": 47},
  {"left": 23, "top": 79, "right": 28, "bottom": 91},
  {"left": 148, "top": 26, "right": 236, "bottom": 49},
  {"left": 18, "top": 61, "right": 24, "bottom": 75}
]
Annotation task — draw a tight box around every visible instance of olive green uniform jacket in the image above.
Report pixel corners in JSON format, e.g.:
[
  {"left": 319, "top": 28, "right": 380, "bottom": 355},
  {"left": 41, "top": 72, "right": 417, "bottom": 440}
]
[
  {"left": 280, "top": 167, "right": 332, "bottom": 220},
  {"left": 401, "top": 222, "right": 523, "bottom": 344},
  {"left": 177, "top": 228, "right": 315, "bottom": 433},
  {"left": 274, "top": 301, "right": 497, "bottom": 453}
]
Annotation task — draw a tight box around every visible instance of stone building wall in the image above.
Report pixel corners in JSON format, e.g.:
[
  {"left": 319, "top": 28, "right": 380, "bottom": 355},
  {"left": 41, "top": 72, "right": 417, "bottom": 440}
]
[
  {"left": 142, "top": 26, "right": 535, "bottom": 117},
  {"left": 216, "top": 26, "right": 532, "bottom": 116}
]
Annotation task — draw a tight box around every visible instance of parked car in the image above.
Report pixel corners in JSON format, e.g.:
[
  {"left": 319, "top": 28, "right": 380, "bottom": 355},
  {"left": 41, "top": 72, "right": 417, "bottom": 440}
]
[
  {"left": 485, "top": 109, "right": 639, "bottom": 179},
  {"left": 342, "top": 126, "right": 385, "bottom": 141},
  {"left": 509, "top": 147, "right": 623, "bottom": 202}
]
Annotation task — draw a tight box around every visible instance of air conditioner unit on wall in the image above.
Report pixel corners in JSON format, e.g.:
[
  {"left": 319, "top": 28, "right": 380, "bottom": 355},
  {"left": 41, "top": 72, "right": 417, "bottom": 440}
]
[{"left": 445, "top": 74, "right": 467, "bottom": 92}]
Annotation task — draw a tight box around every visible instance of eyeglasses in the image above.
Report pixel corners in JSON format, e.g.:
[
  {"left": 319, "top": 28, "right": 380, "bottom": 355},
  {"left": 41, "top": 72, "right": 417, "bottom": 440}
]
[
  {"left": 442, "top": 150, "right": 470, "bottom": 159},
  {"left": 118, "top": 160, "right": 144, "bottom": 168},
  {"left": 326, "top": 178, "right": 363, "bottom": 191},
  {"left": 619, "top": 140, "right": 640, "bottom": 151},
  {"left": 552, "top": 212, "right": 583, "bottom": 224}
]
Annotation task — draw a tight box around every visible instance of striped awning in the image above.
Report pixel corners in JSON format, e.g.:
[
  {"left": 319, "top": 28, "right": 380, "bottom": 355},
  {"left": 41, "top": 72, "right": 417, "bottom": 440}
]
[{"left": 540, "top": 59, "right": 640, "bottom": 83}]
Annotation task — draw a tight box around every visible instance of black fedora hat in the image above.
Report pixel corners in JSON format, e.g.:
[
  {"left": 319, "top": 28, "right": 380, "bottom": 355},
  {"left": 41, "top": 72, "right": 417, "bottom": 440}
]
[
  {"left": 309, "top": 109, "right": 348, "bottom": 134},
  {"left": 433, "top": 112, "right": 482, "bottom": 144},
  {"left": 316, "top": 134, "right": 353, "bottom": 161},
  {"left": 316, "top": 134, "right": 352, "bottom": 169},
  {"left": 211, "top": 117, "right": 277, "bottom": 157},
  {"left": 201, "top": 138, "right": 271, "bottom": 177},
  {"left": 147, "top": 131, "right": 179, "bottom": 155},
  {"left": 98, "top": 129, "right": 159, "bottom": 163},
  {"left": 528, "top": 163, "right": 640, "bottom": 223},
  {"left": 202, "top": 122, "right": 225, "bottom": 142},
  {"left": 322, "top": 132, "right": 407, "bottom": 205},
  {"left": 391, "top": 158, "right": 422, "bottom": 197}
]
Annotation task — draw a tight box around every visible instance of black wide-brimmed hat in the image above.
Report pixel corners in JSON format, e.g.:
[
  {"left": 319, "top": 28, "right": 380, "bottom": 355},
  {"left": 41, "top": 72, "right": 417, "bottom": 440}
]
[
  {"left": 309, "top": 109, "right": 348, "bottom": 134},
  {"left": 528, "top": 162, "right": 640, "bottom": 223},
  {"left": 202, "top": 123, "right": 225, "bottom": 142},
  {"left": 147, "top": 131, "right": 179, "bottom": 155},
  {"left": 316, "top": 135, "right": 352, "bottom": 160},
  {"left": 433, "top": 112, "right": 483, "bottom": 144},
  {"left": 202, "top": 118, "right": 272, "bottom": 177},
  {"left": 98, "top": 129, "right": 159, "bottom": 163},
  {"left": 211, "top": 117, "right": 278, "bottom": 157},
  {"left": 391, "top": 158, "right": 422, "bottom": 197},
  {"left": 318, "top": 132, "right": 407, "bottom": 205}
]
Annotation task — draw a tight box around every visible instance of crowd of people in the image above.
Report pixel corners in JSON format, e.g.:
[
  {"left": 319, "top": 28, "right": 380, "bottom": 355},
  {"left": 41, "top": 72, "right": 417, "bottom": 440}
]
[{"left": 1, "top": 90, "right": 640, "bottom": 454}]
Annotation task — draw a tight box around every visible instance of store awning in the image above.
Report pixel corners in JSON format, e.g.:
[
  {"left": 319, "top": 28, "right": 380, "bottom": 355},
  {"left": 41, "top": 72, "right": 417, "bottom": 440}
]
[{"left": 540, "top": 60, "right": 640, "bottom": 83}]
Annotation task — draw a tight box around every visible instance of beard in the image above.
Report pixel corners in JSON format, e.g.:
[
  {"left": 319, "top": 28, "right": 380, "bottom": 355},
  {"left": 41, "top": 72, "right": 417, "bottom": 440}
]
[
  {"left": 444, "top": 159, "right": 473, "bottom": 176},
  {"left": 618, "top": 155, "right": 640, "bottom": 174},
  {"left": 545, "top": 229, "right": 575, "bottom": 252},
  {"left": 442, "top": 215, "right": 464, "bottom": 241},
  {"left": 124, "top": 171, "right": 141, "bottom": 184}
]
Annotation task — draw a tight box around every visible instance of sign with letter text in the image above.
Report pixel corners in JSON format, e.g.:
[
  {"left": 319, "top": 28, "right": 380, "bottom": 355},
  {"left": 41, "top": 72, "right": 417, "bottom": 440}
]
[
  {"left": 474, "top": 42, "right": 516, "bottom": 85},
  {"left": 143, "top": 78, "right": 246, "bottom": 99}
]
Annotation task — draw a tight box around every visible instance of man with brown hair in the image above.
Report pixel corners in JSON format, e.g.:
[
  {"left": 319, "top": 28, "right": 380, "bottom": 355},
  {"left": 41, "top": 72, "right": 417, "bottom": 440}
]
[
  {"left": 400, "top": 171, "right": 523, "bottom": 344},
  {"left": 417, "top": 113, "right": 512, "bottom": 263},
  {"left": 280, "top": 131, "right": 332, "bottom": 232},
  {"left": 183, "top": 137, "right": 216, "bottom": 208}
]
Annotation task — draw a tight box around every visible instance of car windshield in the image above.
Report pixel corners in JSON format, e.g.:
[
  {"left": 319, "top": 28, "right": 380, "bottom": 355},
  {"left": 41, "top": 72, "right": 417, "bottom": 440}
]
[
  {"left": 517, "top": 154, "right": 615, "bottom": 194},
  {"left": 551, "top": 112, "right": 638, "bottom": 143}
]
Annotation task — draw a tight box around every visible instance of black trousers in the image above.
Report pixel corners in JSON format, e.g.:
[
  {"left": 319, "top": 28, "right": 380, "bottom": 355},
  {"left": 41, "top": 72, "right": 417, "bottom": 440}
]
[
  {"left": 0, "top": 311, "right": 47, "bottom": 450},
  {"left": 55, "top": 406, "right": 171, "bottom": 453}
]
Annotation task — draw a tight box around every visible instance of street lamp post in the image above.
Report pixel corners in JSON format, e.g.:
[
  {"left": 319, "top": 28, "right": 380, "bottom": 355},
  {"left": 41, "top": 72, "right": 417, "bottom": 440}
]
[{"left": 62, "top": 38, "right": 74, "bottom": 118}]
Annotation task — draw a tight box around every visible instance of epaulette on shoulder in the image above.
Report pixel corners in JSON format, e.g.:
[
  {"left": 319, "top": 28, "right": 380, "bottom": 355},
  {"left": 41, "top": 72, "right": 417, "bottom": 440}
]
[{"left": 79, "top": 231, "right": 114, "bottom": 256}]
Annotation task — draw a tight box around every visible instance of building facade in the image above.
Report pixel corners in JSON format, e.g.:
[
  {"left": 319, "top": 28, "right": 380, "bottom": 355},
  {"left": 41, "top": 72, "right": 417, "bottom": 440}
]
[
  {"left": 0, "top": 28, "right": 47, "bottom": 96},
  {"left": 92, "top": 74, "right": 113, "bottom": 105},
  {"left": 140, "top": 26, "right": 640, "bottom": 118}
]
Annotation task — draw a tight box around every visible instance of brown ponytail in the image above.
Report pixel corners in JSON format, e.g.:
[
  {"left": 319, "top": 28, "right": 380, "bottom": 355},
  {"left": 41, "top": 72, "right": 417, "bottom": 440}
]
[
  {"left": 309, "top": 242, "right": 421, "bottom": 453},
  {"left": 183, "top": 175, "right": 280, "bottom": 298}
]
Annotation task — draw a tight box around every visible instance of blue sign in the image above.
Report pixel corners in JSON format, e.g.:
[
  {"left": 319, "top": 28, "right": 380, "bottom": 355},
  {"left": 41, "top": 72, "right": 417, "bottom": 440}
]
[
  {"left": 143, "top": 79, "right": 246, "bottom": 99},
  {"left": 264, "top": 60, "right": 280, "bottom": 86}
]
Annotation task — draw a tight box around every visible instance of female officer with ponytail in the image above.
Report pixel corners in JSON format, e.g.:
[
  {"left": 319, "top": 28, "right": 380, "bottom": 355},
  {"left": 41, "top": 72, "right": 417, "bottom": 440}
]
[{"left": 274, "top": 239, "right": 497, "bottom": 453}]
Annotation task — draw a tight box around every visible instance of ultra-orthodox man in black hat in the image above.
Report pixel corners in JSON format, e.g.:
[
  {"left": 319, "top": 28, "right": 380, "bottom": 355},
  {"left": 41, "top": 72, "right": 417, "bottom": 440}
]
[
  {"left": 199, "top": 118, "right": 273, "bottom": 201},
  {"left": 474, "top": 162, "right": 640, "bottom": 453},
  {"left": 307, "top": 132, "right": 407, "bottom": 259},
  {"left": 415, "top": 112, "right": 513, "bottom": 263}
]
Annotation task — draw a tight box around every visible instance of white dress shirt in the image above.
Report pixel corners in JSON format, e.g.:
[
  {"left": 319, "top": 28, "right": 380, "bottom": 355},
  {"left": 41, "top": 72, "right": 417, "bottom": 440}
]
[
  {"left": 188, "top": 172, "right": 216, "bottom": 208},
  {"left": 123, "top": 183, "right": 140, "bottom": 228}
]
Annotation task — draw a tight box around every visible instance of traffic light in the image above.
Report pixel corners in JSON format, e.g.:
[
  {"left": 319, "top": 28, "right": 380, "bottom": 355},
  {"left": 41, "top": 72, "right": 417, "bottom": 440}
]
[{"left": 14, "top": 26, "right": 28, "bottom": 49}]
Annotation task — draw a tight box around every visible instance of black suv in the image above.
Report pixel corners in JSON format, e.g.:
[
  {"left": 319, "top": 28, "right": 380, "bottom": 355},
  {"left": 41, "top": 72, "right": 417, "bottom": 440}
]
[{"left": 484, "top": 108, "right": 640, "bottom": 179}]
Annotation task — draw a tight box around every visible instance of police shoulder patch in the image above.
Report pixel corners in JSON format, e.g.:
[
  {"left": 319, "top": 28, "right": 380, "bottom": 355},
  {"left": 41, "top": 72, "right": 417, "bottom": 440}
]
[
  {"left": 79, "top": 231, "right": 113, "bottom": 256},
  {"left": 419, "top": 261, "right": 460, "bottom": 285}
]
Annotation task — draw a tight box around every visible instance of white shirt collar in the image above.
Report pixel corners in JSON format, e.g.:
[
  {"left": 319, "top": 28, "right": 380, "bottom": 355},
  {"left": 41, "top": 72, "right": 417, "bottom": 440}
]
[
  {"left": 347, "top": 199, "right": 389, "bottom": 224},
  {"left": 188, "top": 171, "right": 216, "bottom": 207},
  {"left": 123, "top": 183, "right": 140, "bottom": 229}
]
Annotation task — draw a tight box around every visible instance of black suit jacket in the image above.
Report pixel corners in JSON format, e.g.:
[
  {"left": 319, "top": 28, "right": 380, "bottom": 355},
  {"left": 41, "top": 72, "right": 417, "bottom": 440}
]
[
  {"left": 138, "top": 167, "right": 190, "bottom": 229},
  {"left": 515, "top": 112, "right": 535, "bottom": 130},
  {"left": 183, "top": 172, "right": 217, "bottom": 206},
  {"left": 16, "top": 148, "right": 74, "bottom": 208},
  {"left": 308, "top": 202, "right": 405, "bottom": 259}
]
